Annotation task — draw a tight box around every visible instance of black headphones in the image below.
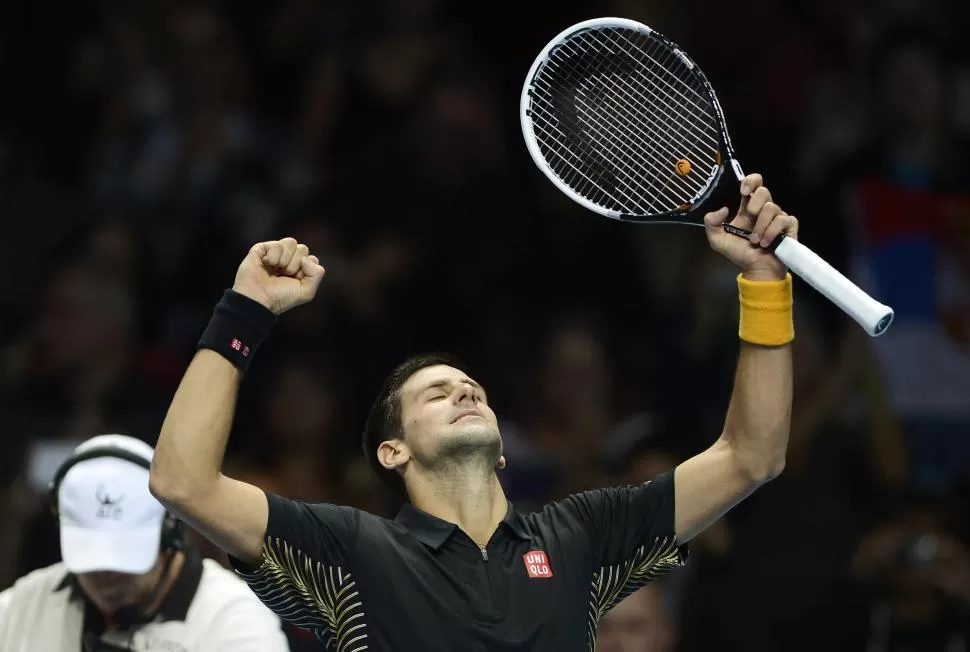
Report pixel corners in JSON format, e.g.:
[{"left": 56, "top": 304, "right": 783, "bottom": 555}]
[{"left": 49, "top": 445, "right": 186, "bottom": 554}]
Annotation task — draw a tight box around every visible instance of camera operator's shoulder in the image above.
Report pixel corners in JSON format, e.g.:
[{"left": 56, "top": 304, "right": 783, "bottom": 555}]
[
  {"left": 192, "top": 557, "right": 284, "bottom": 619},
  {"left": 5, "top": 562, "right": 74, "bottom": 596}
]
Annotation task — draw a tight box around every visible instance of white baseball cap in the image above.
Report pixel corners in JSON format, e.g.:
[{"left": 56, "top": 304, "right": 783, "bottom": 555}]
[{"left": 57, "top": 434, "right": 166, "bottom": 575}]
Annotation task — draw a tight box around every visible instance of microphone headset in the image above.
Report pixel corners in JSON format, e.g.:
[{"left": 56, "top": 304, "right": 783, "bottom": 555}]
[{"left": 49, "top": 442, "right": 186, "bottom": 628}]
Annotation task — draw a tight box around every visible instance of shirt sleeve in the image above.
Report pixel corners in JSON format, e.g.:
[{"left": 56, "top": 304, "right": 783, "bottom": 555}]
[
  {"left": 548, "top": 470, "right": 688, "bottom": 614},
  {"left": 227, "top": 491, "right": 362, "bottom": 633}
]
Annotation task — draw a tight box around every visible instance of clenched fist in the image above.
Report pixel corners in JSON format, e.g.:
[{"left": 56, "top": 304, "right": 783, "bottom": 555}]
[
  {"left": 232, "top": 238, "right": 326, "bottom": 315},
  {"left": 703, "top": 173, "right": 799, "bottom": 282}
]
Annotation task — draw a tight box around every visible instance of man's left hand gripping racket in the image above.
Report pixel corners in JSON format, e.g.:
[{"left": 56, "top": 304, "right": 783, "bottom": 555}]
[{"left": 520, "top": 17, "right": 894, "bottom": 337}]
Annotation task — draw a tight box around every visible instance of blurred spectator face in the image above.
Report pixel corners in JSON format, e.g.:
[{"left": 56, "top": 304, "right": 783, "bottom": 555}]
[
  {"left": 539, "top": 327, "right": 609, "bottom": 413},
  {"left": 76, "top": 562, "right": 163, "bottom": 615},
  {"left": 412, "top": 78, "right": 504, "bottom": 182},
  {"left": 267, "top": 363, "right": 336, "bottom": 448},
  {"left": 169, "top": 6, "right": 240, "bottom": 109},
  {"left": 879, "top": 43, "right": 944, "bottom": 135},
  {"left": 361, "top": 34, "right": 435, "bottom": 106},
  {"left": 37, "top": 264, "right": 134, "bottom": 373},
  {"left": 597, "top": 584, "right": 677, "bottom": 652},
  {"left": 88, "top": 221, "right": 138, "bottom": 277}
]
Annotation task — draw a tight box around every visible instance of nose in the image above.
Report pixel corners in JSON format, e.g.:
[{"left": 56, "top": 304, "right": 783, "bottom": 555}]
[{"left": 456, "top": 382, "right": 477, "bottom": 404}]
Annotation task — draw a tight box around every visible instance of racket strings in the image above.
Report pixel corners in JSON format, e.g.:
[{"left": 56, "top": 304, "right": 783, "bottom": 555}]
[
  {"left": 530, "top": 78, "right": 652, "bottom": 212},
  {"left": 528, "top": 103, "right": 644, "bottom": 211},
  {"left": 536, "top": 52, "right": 677, "bottom": 214},
  {"left": 527, "top": 25, "right": 721, "bottom": 215},
  {"left": 535, "top": 71, "right": 669, "bottom": 209},
  {"left": 577, "top": 28, "right": 718, "bottom": 187},
  {"left": 591, "top": 29, "right": 718, "bottom": 196},
  {"left": 543, "top": 40, "right": 682, "bottom": 210},
  {"left": 559, "top": 36, "right": 703, "bottom": 202},
  {"left": 603, "top": 29, "right": 717, "bottom": 139},
  {"left": 533, "top": 68, "right": 697, "bottom": 215},
  {"left": 580, "top": 30, "right": 715, "bottom": 158},
  {"left": 541, "top": 31, "right": 705, "bottom": 210},
  {"left": 532, "top": 45, "right": 663, "bottom": 211},
  {"left": 552, "top": 39, "right": 698, "bottom": 202}
]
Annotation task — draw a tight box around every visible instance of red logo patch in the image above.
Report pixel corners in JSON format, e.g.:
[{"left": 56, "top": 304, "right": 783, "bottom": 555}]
[{"left": 523, "top": 550, "right": 553, "bottom": 578}]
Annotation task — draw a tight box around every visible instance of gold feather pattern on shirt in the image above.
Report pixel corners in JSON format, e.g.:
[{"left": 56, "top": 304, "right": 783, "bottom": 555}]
[
  {"left": 237, "top": 536, "right": 368, "bottom": 652},
  {"left": 586, "top": 535, "right": 683, "bottom": 651}
]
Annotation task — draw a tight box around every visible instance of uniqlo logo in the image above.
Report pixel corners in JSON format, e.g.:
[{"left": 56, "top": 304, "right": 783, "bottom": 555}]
[
  {"left": 230, "top": 338, "right": 242, "bottom": 351},
  {"left": 523, "top": 550, "right": 553, "bottom": 578}
]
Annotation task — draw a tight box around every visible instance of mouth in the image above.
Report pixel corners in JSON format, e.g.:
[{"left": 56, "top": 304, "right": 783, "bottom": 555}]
[{"left": 453, "top": 410, "right": 482, "bottom": 423}]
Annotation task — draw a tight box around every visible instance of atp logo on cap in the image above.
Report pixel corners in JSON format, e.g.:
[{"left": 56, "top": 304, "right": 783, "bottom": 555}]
[
  {"left": 523, "top": 550, "right": 553, "bottom": 578},
  {"left": 95, "top": 484, "right": 125, "bottom": 520}
]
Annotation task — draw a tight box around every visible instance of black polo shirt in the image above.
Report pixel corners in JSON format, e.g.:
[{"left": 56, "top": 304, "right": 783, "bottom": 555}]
[{"left": 230, "top": 470, "right": 688, "bottom": 651}]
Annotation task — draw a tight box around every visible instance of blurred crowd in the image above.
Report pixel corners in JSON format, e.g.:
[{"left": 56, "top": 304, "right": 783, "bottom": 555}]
[{"left": 1, "top": 0, "right": 969, "bottom": 650}]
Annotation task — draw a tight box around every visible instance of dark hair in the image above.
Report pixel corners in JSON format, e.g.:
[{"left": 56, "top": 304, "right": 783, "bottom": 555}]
[{"left": 361, "top": 352, "right": 468, "bottom": 497}]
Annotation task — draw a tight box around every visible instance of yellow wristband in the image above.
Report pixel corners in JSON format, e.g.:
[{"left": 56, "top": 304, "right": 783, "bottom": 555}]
[{"left": 737, "top": 273, "right": 794, "bottom": 346}]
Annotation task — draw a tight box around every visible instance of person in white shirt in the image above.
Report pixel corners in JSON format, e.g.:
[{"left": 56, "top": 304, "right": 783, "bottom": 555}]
[{"left": 0, "top": 434, "right": 290, "bottom": 652}]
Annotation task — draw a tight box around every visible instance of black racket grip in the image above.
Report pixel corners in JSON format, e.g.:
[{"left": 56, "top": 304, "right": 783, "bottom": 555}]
[{"left": 722, "top": 223, "right": 785, "bottom": 252}]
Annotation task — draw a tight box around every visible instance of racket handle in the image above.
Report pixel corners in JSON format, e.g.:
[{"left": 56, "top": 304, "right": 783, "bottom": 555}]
[{"left": 771, "top": 236, "right": 894, "bottom": 337}]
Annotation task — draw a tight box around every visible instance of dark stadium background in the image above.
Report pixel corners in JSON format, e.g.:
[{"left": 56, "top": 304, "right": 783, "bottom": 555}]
[{"left": 1, "top": 1, "right": 969, "bottom": 650}]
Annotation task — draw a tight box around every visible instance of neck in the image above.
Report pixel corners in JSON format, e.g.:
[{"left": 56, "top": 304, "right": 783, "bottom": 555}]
[{"left": 407, "top": 464, "right": 508, "bottom": 548}]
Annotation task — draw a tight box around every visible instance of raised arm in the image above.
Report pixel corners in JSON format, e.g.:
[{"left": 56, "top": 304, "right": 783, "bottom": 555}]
[
  {"left": 149, "top": 238, "right": 325, "bottom": 567},
  {"left": 673, "top": 175, "right": 797, "bottom": 543}
]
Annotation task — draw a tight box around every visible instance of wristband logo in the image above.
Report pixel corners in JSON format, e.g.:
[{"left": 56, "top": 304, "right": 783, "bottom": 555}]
[{"left": 230, "top": 338, "right": 251, "bottom": 357}]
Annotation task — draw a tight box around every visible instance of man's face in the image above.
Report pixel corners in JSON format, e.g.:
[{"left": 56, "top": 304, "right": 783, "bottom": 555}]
[
  {"left": 387, "top": 365, "right": 503, "bottom": 473},
  {"left": 37, "top": 268, "right": 131, "bottom": 373},
  {"left": 75, "top": 563, "right": 162, "bottom": 615}
]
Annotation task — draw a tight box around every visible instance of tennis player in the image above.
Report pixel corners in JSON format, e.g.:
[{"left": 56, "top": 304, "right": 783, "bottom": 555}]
[{"left": 151, "top": 173, "right": 797, "bottom": 651}]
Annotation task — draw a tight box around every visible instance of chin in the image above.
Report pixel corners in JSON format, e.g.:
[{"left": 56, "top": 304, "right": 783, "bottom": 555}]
[
  {"left": 437, "top": 423, "right": 503, "bottom": 463},
  {"left": 453, "top": 421, "right": 501, "bottom": 443}
]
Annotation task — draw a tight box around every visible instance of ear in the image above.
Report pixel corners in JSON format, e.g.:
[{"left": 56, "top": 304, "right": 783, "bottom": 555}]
[
  {"left": 496, "top": 455, "right": 506, "bottom": 470},
  {"left": 377, "top": 440, "right": 410, "bottom": 471}
]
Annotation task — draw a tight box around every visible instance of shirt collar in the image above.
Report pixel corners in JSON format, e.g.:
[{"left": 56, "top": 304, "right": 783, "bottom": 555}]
[
  {"left": 395, "top": 501, "right": 532, "bottom": 550},
  {"left": 55, "top": 548, "right": 204, "bottom": 623}
]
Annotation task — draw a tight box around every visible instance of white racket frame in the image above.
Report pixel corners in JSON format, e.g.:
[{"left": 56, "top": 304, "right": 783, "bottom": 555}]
[{"left": 520, "top": 17, "right": 895, "bottom": 337}]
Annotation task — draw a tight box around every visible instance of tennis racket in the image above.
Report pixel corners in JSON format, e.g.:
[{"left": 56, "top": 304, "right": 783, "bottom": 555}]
[{"left": 520, "top": 17, "right": 894, "bottom": 337}]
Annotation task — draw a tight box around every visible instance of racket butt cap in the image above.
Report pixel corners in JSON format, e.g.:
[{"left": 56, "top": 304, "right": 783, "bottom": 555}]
[{"left": 872, "top": 311, "right": 894, "bottom": 337}]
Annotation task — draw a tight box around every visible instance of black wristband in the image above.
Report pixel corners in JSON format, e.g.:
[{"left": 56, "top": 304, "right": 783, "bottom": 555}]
[{"left": 198, "top": 290, "right": 278, "bottom": 372}]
